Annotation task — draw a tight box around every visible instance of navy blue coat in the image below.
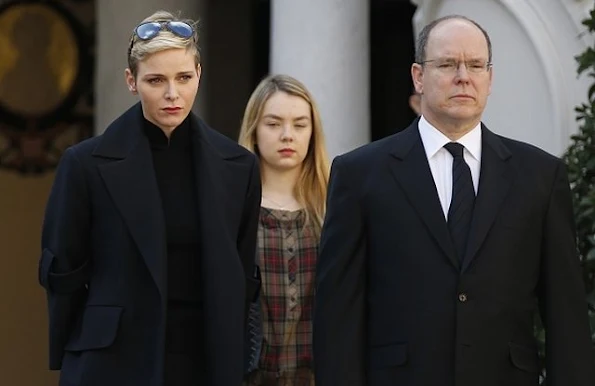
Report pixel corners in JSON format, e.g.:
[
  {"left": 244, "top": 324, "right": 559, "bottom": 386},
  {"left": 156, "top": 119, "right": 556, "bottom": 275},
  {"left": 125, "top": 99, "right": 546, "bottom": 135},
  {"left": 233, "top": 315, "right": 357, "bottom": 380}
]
[{"left": 39, "top": 103, "right": 261, "bottom": 386}]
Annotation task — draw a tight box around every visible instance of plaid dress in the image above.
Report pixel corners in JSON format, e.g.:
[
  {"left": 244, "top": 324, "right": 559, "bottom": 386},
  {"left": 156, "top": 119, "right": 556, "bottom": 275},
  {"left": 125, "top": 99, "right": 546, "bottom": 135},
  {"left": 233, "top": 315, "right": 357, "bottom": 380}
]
[{"left": 246, "top": 207, "right": 318, "bottom": 386}]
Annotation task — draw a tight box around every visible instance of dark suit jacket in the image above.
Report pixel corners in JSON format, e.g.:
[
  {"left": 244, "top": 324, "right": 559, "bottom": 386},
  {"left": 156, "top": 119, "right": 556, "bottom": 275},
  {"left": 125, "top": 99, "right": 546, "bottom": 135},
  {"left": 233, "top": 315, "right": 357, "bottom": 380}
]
[
  {"left": 38, "top": 103, "right": 261, "bottom": 386},
  {"left": 313, "top": 119, "right": 595, "bottom": 386}
]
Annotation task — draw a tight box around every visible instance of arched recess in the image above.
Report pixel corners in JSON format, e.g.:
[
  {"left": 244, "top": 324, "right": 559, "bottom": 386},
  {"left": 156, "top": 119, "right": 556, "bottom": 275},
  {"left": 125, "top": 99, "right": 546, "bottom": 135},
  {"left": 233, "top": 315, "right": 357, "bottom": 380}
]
[{"left": 410, "top": 0, "right": 592, "bottom": 156}]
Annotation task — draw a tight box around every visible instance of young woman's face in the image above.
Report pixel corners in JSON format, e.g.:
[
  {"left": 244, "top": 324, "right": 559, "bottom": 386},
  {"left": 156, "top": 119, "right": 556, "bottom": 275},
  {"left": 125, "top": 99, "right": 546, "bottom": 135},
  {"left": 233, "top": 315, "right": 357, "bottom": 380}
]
[
  {"left": 255, "top": 91, "right": 313, "bottom": 173},
  {"left": 125, "top": 48, "right": 200, "bottom": 135}
]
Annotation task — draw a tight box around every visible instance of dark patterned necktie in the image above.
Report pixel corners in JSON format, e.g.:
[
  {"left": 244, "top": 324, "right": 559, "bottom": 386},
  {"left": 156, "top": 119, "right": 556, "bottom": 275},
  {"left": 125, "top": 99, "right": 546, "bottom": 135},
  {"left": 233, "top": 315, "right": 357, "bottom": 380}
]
[{"left": 444, "top": 142, "right": 475, "bottom": 263}]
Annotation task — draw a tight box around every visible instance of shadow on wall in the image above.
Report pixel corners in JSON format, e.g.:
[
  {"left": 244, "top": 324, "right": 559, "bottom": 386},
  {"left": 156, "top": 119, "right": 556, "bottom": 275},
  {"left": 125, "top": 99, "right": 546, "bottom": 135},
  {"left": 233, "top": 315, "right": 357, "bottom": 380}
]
[{"left": 0, "top": 170, "right": 59, "bottom": 385}]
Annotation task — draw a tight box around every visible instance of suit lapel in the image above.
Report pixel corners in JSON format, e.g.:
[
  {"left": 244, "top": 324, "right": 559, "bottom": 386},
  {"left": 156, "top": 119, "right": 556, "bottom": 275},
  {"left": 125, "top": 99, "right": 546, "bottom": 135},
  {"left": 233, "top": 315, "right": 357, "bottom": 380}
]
[
  {"left": 388, "top": 123, "right": 459, "bottom": 270},
  {"left": 462, "top": 126, "right": 513, "bottom": 272},
  {"left": 93, "top": 104, "right": 167, "bottom": 300}
]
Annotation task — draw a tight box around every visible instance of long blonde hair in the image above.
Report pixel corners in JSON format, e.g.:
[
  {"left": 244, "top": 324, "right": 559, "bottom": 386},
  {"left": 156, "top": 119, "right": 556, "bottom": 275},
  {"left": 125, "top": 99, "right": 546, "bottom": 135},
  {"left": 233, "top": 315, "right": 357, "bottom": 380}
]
[{"left": 239, "top": 74, "right": 330, "bottom": 234}]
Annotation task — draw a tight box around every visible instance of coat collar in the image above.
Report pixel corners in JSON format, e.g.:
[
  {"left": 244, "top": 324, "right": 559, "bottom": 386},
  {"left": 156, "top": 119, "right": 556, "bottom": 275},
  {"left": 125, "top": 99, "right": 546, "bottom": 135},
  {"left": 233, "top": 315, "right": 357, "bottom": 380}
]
[
  {"left": 92, "top": 102, "right": 229, "bottom": 161},
  {"left": 93, "top": 102, "right": 236, "bottom": 299}
]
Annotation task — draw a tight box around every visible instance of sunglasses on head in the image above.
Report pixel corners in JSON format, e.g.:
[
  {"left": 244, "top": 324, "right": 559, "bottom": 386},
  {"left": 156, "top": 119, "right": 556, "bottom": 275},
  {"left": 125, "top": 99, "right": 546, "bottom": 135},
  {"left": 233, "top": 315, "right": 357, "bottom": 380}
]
[{"left": 128, "top": 20, "right": 195, "bottom": 55}]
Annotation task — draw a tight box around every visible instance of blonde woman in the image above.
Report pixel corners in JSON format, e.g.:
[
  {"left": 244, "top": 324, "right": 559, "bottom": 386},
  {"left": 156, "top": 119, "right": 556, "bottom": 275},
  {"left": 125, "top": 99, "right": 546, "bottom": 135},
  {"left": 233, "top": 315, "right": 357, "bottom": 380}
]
[
  {"left": 239, "top": 74, "right": 330, "bottom": 386},
  {"left": 39, "top": 10, "right": 260, "bottom": 386}
]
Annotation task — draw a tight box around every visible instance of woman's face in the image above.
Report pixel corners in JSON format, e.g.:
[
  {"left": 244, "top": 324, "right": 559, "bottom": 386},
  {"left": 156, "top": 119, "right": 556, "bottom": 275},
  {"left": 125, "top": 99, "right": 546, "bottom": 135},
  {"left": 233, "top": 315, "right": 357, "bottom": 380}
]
[
  {"left": 255, "top": 91, "right": 313, "bottom": 173},
  {"left": 125, "top": 48, "right": 200, "bottom": 135}
]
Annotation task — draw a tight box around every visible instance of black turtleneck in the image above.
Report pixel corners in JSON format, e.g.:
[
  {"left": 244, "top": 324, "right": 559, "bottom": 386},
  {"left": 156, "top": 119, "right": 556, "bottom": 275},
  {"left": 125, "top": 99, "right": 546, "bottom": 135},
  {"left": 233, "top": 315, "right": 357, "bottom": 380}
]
[{"left": 143, "top": 116, "right": 206, "bottom": 383}]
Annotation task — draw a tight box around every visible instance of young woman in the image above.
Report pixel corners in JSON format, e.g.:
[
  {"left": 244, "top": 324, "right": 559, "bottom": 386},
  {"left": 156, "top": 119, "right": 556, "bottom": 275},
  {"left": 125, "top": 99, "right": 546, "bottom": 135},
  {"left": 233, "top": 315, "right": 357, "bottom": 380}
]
[
  {"left": 39, "top": 10, "right": 261, "bottom": 386},
  {"left": 239, "top": 74, "right": 330, "bottom": 386}
]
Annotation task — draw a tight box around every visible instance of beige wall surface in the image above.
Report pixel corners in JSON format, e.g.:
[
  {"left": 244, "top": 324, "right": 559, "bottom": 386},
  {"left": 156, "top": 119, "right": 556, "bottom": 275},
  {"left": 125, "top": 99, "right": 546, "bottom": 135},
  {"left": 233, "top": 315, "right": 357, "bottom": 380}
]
[{"left": 0, "top": 170, "right": 59, "bottom": 385}]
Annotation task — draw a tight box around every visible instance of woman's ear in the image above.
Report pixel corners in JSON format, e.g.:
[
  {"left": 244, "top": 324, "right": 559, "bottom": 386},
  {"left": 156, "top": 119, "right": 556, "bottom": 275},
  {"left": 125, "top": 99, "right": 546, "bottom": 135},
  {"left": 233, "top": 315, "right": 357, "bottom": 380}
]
[
  {"left": 196, "top": 64, "right": 202, "bottom": 87},
  {"left": 124, "top": 68, "right": 137, "bottom": 94}
]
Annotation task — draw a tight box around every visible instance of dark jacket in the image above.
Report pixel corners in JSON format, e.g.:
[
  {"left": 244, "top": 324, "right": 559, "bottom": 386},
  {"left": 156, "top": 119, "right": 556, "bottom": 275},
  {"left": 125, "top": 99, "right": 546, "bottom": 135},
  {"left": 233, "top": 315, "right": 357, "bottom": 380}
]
[
  {"left": 39, "top": 103, "right": 261, "bottom": 386},
  {"left": 314, "top": 119, "right": 595, "bottom": 386}
]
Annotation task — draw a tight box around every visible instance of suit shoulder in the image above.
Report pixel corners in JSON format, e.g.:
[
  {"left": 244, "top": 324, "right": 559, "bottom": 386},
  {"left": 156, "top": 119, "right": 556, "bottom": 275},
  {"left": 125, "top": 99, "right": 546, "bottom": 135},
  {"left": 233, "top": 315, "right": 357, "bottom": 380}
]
[
  {"left": 335, "top": 132, "right": 402, "bottom": 165},
  {"left": 498, "top": 135, "right": 562, "bottom": 166}
]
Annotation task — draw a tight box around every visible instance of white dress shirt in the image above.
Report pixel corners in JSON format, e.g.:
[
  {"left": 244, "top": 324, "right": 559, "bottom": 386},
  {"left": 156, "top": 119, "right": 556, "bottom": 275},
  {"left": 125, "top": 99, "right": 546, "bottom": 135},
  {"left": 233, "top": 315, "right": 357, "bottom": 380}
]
[{"left": 418, "top": 115, "right": 482, "bottom": 219}]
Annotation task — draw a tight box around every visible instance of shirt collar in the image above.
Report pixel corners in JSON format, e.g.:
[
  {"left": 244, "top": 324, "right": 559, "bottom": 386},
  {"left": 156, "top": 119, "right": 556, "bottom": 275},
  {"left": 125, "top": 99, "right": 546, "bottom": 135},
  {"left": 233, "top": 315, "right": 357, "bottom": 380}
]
[{"left": 418, "top": 115, "right": 482, "bottom": 161}]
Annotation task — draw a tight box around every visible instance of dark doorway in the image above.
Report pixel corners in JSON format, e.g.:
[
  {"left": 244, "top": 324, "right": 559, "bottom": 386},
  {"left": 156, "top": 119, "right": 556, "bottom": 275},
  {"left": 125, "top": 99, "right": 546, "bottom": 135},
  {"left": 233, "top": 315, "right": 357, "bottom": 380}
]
[
  {"left": 252, "top": 0, "right": 270, "bottom": 88},
  {"left": 370, "top": 0, "right": 417, "bottom": 141}
]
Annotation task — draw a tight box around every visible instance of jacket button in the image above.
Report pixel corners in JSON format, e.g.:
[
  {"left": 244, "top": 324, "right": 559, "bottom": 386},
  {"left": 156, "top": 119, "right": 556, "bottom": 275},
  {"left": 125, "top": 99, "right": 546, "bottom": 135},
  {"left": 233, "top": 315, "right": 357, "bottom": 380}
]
[{"left": 458, "top": 293, "right": 468, "bottom": 302}]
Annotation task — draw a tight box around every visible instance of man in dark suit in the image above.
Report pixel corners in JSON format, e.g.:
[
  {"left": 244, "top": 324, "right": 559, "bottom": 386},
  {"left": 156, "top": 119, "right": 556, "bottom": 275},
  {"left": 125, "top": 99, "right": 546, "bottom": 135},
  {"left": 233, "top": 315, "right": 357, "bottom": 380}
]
[{"left": 313, "top": 15, "right": 594, "bottom": 386}]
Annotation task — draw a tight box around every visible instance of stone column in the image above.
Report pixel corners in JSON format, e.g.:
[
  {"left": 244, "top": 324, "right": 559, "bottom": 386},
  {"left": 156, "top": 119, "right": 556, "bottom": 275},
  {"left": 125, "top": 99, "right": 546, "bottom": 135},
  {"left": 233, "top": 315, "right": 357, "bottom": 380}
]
[
  {"left": 95, "top": 0, "right": 204, "bottom": 134},
  {"left": 270, "top": 0, "right": 370, "bottom": 159}
]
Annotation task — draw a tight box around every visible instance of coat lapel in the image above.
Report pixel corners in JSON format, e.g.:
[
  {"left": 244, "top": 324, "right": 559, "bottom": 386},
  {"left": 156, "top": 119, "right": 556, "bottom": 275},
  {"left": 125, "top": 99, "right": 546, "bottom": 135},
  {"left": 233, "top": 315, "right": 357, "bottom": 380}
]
[
  {"left": 388, "top": 122, "right": 460, "bottom": 270},
  {"left": 189, "top": 117, "right": 249, "bottom": 381},
  {"left": 93, "top": 104, "right": 167, "bottom": 300},
  {"left": 462, "top": 126, "right": 513, "bottom": 272},
  {"left": 190, "top": 117, "right": 232, "bottom": 266}
]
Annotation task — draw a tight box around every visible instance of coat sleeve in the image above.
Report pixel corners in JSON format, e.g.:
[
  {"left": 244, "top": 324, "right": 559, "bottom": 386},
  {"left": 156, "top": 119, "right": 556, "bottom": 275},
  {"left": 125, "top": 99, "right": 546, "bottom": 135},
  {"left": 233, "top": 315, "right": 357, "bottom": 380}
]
[
  {"left": 538, "top": 160, "right": 595, "bottom": 386},
  {"left": 238, "top": 156, "right": 262, "bottom": 311},
  {"left": 314, "top": 155, "right": 367, "bottom": 386},
  {"left": 39, "top": 147, "right": 91, "bottom": 370}
]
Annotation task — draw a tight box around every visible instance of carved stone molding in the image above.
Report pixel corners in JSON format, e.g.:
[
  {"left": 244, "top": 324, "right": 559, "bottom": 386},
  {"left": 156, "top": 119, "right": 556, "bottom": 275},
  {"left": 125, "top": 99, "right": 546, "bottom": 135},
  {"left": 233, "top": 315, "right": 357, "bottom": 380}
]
[
  {"left": 409, "top": 0, "right": 592, "bottom": 154},
  {"left": 0, "top": 0, "right": 94, "bottom": 174}
]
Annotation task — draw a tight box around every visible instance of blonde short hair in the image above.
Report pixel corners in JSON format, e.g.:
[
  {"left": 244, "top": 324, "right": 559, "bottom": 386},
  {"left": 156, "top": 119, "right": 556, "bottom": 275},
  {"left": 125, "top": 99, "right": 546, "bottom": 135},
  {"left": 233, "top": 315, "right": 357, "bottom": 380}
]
[{"left": 127, "top": 10, "right": 200, "bottom": 77}]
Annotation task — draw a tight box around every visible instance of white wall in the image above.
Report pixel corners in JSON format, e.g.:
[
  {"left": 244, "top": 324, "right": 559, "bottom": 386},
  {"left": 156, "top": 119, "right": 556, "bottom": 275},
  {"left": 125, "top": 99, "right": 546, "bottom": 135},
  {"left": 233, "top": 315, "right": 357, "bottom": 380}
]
[{"left": 411, "top": 0, "right": 594, "bottom": 156}]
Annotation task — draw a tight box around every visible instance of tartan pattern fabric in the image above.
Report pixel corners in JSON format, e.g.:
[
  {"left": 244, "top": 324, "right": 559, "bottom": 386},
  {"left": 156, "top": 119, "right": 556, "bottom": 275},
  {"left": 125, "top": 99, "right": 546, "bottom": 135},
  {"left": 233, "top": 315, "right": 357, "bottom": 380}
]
[
  {"left": 251, "top": 207, "right": 318, "bottom": 385},
  {"left": 245, "top": 367, "right": 314, "bottom": 386}
]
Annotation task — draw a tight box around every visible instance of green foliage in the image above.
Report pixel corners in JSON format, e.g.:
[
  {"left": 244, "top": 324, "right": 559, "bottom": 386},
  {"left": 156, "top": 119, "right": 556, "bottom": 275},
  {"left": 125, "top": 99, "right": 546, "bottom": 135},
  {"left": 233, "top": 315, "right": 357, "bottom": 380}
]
[
  {"left": 536, "top": 5, "right": 595, "bottom": 384},
  {"left": 564, "top": 10, "right": 595, "bottom": 344}
]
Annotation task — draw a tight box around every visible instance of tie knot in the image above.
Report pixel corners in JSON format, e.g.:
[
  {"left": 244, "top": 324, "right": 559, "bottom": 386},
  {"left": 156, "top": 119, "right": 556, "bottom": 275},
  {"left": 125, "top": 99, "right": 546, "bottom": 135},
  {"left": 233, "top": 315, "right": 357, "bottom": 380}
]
[{"left": 444, "top": 142, "right": 465, "bottom": 158}]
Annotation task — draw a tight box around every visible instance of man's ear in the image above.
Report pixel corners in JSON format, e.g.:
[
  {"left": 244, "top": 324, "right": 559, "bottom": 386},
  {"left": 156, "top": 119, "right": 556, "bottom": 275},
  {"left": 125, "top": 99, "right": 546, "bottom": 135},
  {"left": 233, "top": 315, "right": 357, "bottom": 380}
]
[
  {"left": 488, "top": 65, "right": 493, "bottom": 95},
  {"left": 411, "top": 63, "right": 424, "bottom": 95}
]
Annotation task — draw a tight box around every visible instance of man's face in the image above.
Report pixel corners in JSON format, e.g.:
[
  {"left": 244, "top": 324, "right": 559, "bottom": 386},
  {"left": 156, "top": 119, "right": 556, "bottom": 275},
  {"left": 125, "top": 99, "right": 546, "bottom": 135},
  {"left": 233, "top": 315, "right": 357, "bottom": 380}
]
[{"left": 411, "top": 19, "right": 493, "bottom": 132}]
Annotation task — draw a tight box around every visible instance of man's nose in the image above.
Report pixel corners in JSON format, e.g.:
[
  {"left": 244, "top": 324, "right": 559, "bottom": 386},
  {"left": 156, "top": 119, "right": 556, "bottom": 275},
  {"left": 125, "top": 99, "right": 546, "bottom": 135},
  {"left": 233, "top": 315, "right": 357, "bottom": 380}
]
[{"left": 455, "top": 62, "right": 471, "bottom": 81}]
